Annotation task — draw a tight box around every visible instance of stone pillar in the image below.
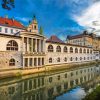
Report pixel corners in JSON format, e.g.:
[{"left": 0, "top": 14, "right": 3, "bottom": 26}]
[
  {"left": 27, "top": 58, "right": 29, "bottom": 68},
  {"left": 39, "top": 39, "right": 41, "bottom": 52},
  {"left": 23, "top": 58, "right": 25, "bottom": 68},
  {"left": 27, "top": 38, "right": 29, "bottom": 52},
  {"left": 35, "top": 39, "right": 37, "bottom": 52},
  {"left": 31, "top": 38, "right": 33, "bottom": 53}
]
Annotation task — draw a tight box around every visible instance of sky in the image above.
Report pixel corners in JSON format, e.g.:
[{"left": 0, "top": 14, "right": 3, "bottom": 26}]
[{"left": 0, "top": 0, "right": 100, "bottom": 40}]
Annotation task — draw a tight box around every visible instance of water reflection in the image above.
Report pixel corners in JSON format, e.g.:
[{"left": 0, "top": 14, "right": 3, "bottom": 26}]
[{"left": 0, "top": 65, "right": 100, "bottom": 100}]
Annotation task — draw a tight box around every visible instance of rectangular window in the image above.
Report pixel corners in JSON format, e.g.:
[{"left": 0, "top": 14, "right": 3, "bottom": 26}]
[
  {"left": 0, "top": 27, "right": 2, "bottom": 32},
  {"left": 5, "top": 28, "right": 8, "bottom": 33},
  {"left": 11, "top": 29, "right": 13, "bottom": 33}
]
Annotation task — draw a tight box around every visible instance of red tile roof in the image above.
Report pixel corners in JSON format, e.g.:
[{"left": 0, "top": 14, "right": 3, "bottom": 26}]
[
  {"left": 46, "top": 35, "right": 65, "bottom": 44},
  {"left": 0, "top": 17, "right": 25, "bottom": 29}
]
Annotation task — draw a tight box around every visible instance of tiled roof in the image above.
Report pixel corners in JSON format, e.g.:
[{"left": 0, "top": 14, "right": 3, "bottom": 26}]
[
  {"left": 0, "top": 17, "right": 25, "bottom": 29},
  {"left": 46, "top": 35, "right": 65, "bottom": 44},
  {"left": 68, "top": 34, "right": 92, "bottom": 39}
]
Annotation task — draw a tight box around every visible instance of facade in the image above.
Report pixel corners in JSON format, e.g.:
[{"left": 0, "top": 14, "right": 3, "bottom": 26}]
[
  {"left": 66, "top": 31, "right": 100, "bottom": 51},
  {"left": 46, "top": 35, "right": 95, "bottom": 65},
  {"left": 0, "top": 16, "right": 100, "bottom": 70}
]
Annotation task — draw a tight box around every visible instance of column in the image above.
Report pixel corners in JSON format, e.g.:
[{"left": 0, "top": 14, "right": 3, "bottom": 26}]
[
  {"left": 35, "top": 39, "right": 37, "bottom": 52},
  {"left": 27, "top": 58, "right": 29, "bottom": 68},
  {"left": 39, "top": 39, "right": 41, "bottom": 52},
  {"left": 31, "top": 38, "right": 33, "bottom": 53},
  {"left": 27, "top": 38, "right": 29, "bottom": 52},
  {"left": 23, "top": 58, "right": 25, "bottom": 68}
]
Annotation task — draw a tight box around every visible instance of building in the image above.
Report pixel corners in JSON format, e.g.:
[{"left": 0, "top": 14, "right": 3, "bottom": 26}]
[
  {"left": 20, "top": 17, "right": 46, "bottom": 68},
  {"left": 0, "top": 16, "right": 100, "bottom": 70},
  {"left": 66, "top": 31, "right": 100, "bottom": 51},
  {"left": 46, "top": 35, "right": 95, "bottom": 66},
  {"left": 0, "top": 16, "right": 24, "bottom": 69}
]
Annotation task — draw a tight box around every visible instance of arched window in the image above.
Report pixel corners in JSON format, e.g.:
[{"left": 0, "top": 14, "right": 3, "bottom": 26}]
[
  {"left": 70, "top": 57, "right": 73, "bottom": 61},
  {"left": 9, "top": 58, "right": 15, "bottom": 66},
  {"left": 75, "top": 48, "right": 78, "bottom": 53},
  {"left": 76, "top": 57, "right": 78, "bottom": 61},
  {"left": 87, "top": 49, "right": 89, "bottom": 54},
  {"left": 63, "top": 46, "right": 67, "bottom": 53},
  {"left": 49, "top": 58, "right": 52, "bottom": 63},
  {"left": 57, "top": 57, "right": 60, "bottom": 62},
  {"left": 79, "top": 48, "right": 82, "bottom": 53},
  {"left": 84, "top": 57, "right": 86, "bottom": 60},
  {"left": 90, "top": 50, "right": 92, "bottom": 54},
  {"left": 48, "top": 45, "right": 53, "bottom": 52},
  {"left": 56, "top": 46, "right": 61, "bottom": 52},
  {"left": 64, "top": 57, "right": 67, "bottom": 62},
  {"left": 80, "top": 57, "right": 82, "bottom": 60},
  {"left": 83, "top": 49, "right": 86, "bottom": 53},
  {"left": 6, "top": 40, "right": 18, "bottom": 51},
  {"left": 70, "top": 47, "right": 73, "bottom": 53}
]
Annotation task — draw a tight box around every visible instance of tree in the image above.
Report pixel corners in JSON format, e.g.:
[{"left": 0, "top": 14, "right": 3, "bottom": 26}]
[
  {"left": 39, "top": 26, "right": 43, "bottom": 35},
  {"left": 2, "top": 0, "right": 15, "bottom": 10}
]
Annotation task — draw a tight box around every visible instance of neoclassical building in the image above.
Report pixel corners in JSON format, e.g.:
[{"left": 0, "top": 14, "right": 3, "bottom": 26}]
[{"left": 0, "top": 16, "right": 100, "bottom": 70}]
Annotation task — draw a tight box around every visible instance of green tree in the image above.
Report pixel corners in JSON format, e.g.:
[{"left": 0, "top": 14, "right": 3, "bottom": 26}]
[
  {"left": 2, "top": 0, "right": 15, "bottom": 10},
  {"left": 39, "top": 26, "right": 43, "bottom": 35}
]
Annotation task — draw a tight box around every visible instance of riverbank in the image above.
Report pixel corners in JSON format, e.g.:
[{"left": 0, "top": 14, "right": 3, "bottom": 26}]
[{"left": 0, "top": 61, "right": 99, "bottom": 79}]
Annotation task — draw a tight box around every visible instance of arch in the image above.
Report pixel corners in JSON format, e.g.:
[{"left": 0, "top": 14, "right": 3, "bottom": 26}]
[
  {"left": 6, "top": 40, "right": 18, "bottom": 51},
  {"left": 49, "top": 58, "right": 52, "bottom": 63},
  {"left": 63, "top": 46, "right": 67, "bottom": 53},
  {"left": 79, "top": 48, "right": 82, "bottom": 53},
  {"left": 64, "top": 57, "right": 67, "bottom": 62},
  {"left": 83, "top": 49, "right": 86, "bottom": 53},
  {"left": 57, "top": 57, "right": 60, "bottom": 62},
  {"left": 70, "top": 57, "right": 73, "bottom": 61},
  {"left": 76, "top": 57, "right": 78, "bottom": 61},
  {"left": 70, "top": 47, "right": 73, "bottom": 53},
  {"left": 56, "top": 46, "right": 61, "bottom": 52},
  {"left": 75, "top": 48, "right": 78, "bottom": 53},
  {"left": 87, "top": 49, "right": 89, "bottom": 53},
  {"left": 48, "top": 45, "right": 53, "bottom": 52},
  {"left": 9, "top": 58, "right": 15, "bottom": 66}
]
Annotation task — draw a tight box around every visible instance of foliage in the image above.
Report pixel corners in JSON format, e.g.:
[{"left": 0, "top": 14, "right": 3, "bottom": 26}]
[
  {"left": 2, "top": 0, "right": 15, "bottom": 10},
  {"left": 83, "top": 86, "right": 100, "bottom": 100},
  {"left": 39, "top": 26, "right": 43, "bottom": 35}
]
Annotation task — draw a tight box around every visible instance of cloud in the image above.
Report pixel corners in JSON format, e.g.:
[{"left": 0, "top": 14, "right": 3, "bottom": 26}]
[{"left": 74, "top": 1, "right": 100, "bottom": 36}]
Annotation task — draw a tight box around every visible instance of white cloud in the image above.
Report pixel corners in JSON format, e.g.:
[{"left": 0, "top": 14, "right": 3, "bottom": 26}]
[{"left": 74, "top": 1, "right": 100, "bottom": 36}]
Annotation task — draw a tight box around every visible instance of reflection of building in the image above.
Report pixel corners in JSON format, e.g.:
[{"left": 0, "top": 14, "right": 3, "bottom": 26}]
[
  {"left": 0, "top": 66, "right": 99, "bottom": 100},
  {"left": 0, "top": 16, "right": 100, "bottom": 69}
]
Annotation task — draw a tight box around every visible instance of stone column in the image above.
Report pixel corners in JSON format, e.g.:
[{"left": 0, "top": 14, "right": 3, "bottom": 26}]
[
  {"left": 39, "top": 39, "right": 41, "bottom": 52},
  {"left": 35, "top": 39, "right": 37, "bottom": 52},
  {"left": 27, "top": 58, "right": 29, "bottom": 68},
  {"left": 31, "top": 38, "right": 33, "bottom": 53},
  {"left": 27, "top": 37, "right": 29, "bottom": 52}
]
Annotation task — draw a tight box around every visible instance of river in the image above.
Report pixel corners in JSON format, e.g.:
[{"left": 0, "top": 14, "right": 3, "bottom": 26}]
[{"left": 0, "top": 65, "right": 100, "bottom": 100}]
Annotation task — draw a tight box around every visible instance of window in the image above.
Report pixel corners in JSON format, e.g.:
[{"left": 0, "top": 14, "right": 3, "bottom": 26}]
[
  {"left": 57, "top": 57, "right": 60, "bottom": 62},
  {"left": 70, "top": 57, "right": 73, "bottom": 61},
  {"left": 90, "top": 50, "right": 92, "bottom": 54},
  {"left": 42, "top": 58, "right": 44, "bottom": 65},
  {"left": 9, "top": 58, "right": 15, "bottom": 66},
  {"left": 48, "top": 45, "right": 53, "bottom": 52},
  {"left": 76, "top": 57, "right": 78, "bottom": 61},
  {"left": 0, "top": 27, "right": 2, "bottom": 32},
  {"left": 83, "top": 49, "right": 86, "bottom": 53},
  {"left": 34, "top": 25, "right": 37, "bottom": 29},
  {"left": 79, "top": 48, "right": 82, "bottom": 53},
  {"left": 49, "top": 77, "right": 52, "bottom": 83},
  {"left": 80, "top": 57, "right": 82, "bottom": 60},
  {"left": 63, "top": 46, "right": 67, "bottom": 52},
  {"left": 70, "top": 47, "right": 73, "bottom": 53},
  {"left": 49, "top": 58, "right": 52, "bottom": 63},
  {"left": 6, "top": 40, "right": 18, "bottom": 51},
  {"left": 56, "top": 46, "right": 61, "bottom": 52},
  {"left": 11, "top": 29, "right": 13, "bottom": 33},
  {"left": 75, "top": 48, "right": 78, "bottom": 53},
  {"left": 5, "top": 28, "right": 8, "bottom": 33},
  {"left": 87, "top": 49, "right": 89, "bottom": 53},
  {"left": 64, "top": 57, "right": 67, "bottom": 62}
]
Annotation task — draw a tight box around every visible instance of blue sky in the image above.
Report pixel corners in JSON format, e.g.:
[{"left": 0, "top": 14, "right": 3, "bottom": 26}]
[{"left": 0, "top": 0, "right": 100, "bottom": 39}]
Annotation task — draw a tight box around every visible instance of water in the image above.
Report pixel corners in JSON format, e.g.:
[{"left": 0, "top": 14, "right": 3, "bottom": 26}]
[{"left": 0, "top": 65, "right": 100, "bottom": 100}]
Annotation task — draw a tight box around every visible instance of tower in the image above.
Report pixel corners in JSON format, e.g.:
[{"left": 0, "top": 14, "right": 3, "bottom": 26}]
[{"left": 27, "top": 16, "right": 38, "bottom": 34}]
